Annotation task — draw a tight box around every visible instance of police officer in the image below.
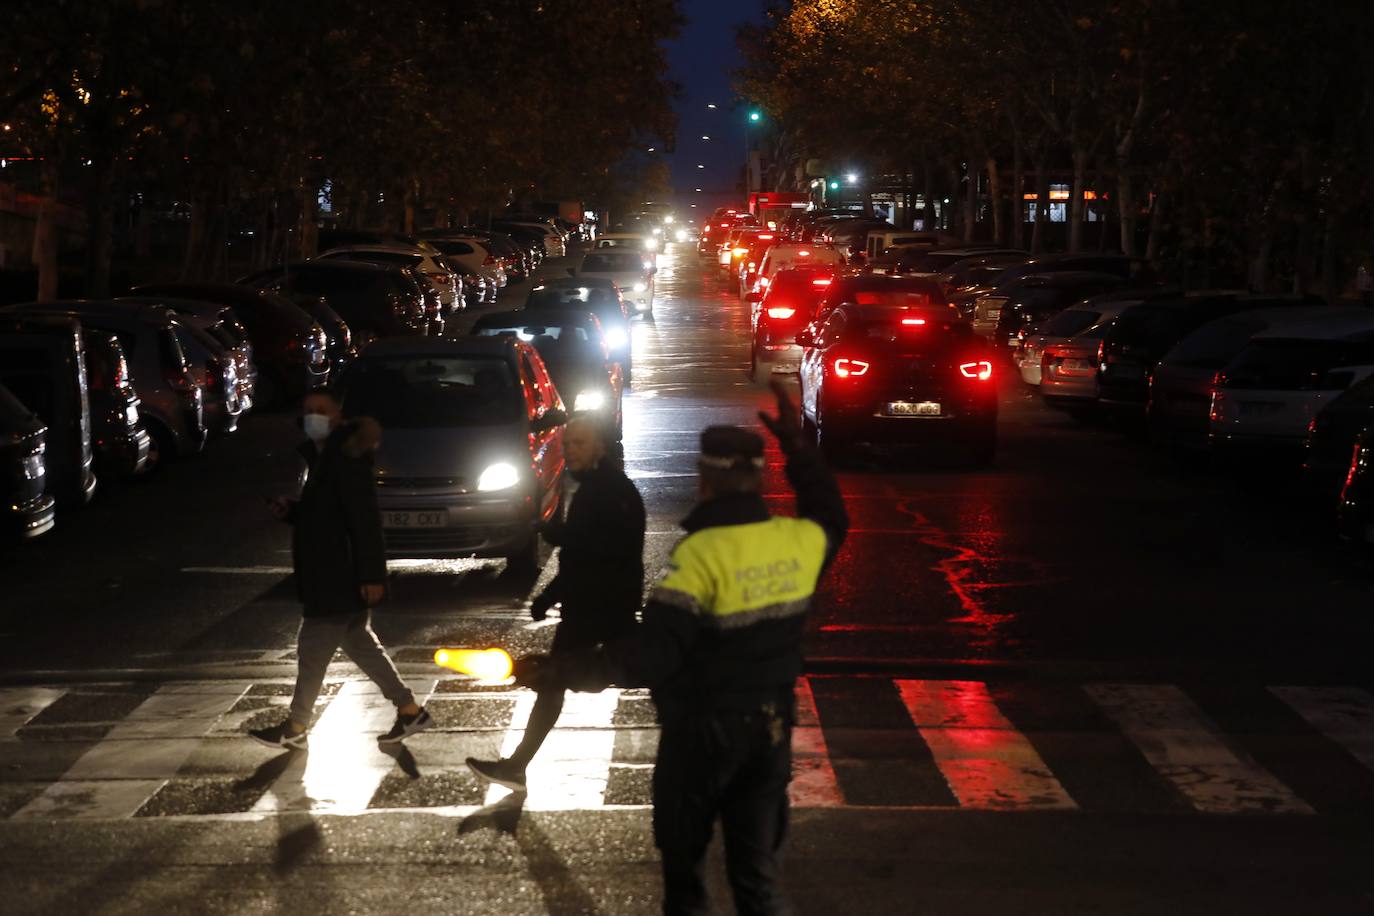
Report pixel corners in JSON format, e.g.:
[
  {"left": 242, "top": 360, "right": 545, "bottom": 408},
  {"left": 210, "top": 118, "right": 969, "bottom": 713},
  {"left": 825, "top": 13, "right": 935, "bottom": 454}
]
[{"left": 516, "top": 381, "right": 847, "bottom": 916}]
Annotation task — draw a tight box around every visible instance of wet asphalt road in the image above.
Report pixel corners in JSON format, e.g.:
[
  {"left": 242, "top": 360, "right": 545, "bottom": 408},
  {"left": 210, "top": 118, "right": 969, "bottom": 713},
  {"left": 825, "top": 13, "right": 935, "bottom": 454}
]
[{"left": 3, "top": 243, "right": 1374, "bottom": 914}]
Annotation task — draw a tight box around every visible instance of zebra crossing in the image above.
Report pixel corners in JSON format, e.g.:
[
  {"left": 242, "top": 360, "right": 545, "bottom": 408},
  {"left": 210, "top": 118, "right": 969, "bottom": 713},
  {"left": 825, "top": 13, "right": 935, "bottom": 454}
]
[{"left": 3, "top": 677, "right": 1374, "bottom": 821}]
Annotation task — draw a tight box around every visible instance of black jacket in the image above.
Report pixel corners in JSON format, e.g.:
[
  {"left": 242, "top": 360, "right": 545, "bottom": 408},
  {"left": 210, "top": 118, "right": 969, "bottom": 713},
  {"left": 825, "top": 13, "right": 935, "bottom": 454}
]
[
  {"left": 286, "top": 418, "right": 387, "bottom": 617},
  {"left": 559, "top": 440, "right": 848, "bottom": 719},
  {"left": 537, "top": 459, "right": 646, "bottom": 641}
]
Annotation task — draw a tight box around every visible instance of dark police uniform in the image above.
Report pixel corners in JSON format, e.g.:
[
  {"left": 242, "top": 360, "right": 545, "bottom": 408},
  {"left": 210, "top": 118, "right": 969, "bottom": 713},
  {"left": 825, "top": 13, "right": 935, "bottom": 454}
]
[{"left": 527, "top": 423, "right": 847, "bottom": 916}]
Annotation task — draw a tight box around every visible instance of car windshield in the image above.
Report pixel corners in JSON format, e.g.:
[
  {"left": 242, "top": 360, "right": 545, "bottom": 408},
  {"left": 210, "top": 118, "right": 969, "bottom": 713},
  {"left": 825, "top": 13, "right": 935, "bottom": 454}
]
[
  {"left": 342, "top": 356, "right": 522, "bottom": 427},
  {"left": 526, "top": 287, "right": 622, "bottom": 321},
  {"left": 581, "top": 253, "right": 643, "bottom": 272},
  {"left": 474, "top": 321, "right": 593, "bottom": 344},
  {"left": 1037, "top": 309, "right": 1103, "bottom": 338}
]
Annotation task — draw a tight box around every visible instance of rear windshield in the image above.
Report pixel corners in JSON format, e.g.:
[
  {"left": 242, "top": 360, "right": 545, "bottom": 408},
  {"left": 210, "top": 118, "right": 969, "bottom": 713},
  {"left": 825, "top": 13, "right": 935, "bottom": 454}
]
[
  {"left": 433, "top": 241, "right": 474, "bottom": 256},
  {"left": 1037, "top": 309, "right": 1102, "bottom": 338},
  {"left": 1225, "top": 338, "right": 1374, "bottom": 390},
  {"left": 582, "top": 253, "right": 643, "bottom": 272},
  {"left": 1110, "top": 305, "right": 1194, "bottom": 348},
  {"left": 854, "top": 316, "right": 974, "bottom": 350},
  {"left": 330, "top": 251, "right": 421, "bottom": 267},
  {"left": 1161, "top": 315, "right": 1271, "bottom": 369},
  {"left": 767, "top": 271, "right": 833, "bottom": 301},
  {"left": 526, "top": 286, "right": 622, "bottom": 318},
  {"left": 342, "top": 356, "right": 522, "bottom": 427}
]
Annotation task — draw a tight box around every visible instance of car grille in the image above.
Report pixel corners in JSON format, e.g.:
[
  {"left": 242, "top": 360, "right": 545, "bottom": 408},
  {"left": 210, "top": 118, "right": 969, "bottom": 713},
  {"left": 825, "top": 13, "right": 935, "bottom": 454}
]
[{"left": 375, "top": 475, "right": 467, "bottom": 490}]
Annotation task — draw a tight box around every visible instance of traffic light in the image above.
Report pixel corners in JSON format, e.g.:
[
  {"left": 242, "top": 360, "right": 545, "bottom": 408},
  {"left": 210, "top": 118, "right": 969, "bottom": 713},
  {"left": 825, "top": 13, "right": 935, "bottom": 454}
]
[
  {"left": 829, "top": 180, "right": 840, "bottom": 190},
  {"left": 749, "top": 111, "right": 761, "bottom": 122}
]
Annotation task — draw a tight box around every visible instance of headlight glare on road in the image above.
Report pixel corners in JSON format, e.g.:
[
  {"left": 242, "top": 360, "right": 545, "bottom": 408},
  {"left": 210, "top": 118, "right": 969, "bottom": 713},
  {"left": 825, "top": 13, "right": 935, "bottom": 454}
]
[
  {"left": 604, "top": 327, "right": 629, "bottom": 349},
  {"left": 633, "top": 281, "right": 648, "bottom": 292},
  {"left": 477, "top": 461, "right": 519, "bottom": 491},
  {"left": 574, "top": 390, "right": 606, "bottom": 412}
]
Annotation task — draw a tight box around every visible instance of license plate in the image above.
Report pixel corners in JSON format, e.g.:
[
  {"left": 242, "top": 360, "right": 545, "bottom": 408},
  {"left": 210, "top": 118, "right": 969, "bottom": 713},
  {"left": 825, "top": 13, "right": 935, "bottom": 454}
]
[
  {"left": 886, "top": 401, "right": 942, "bottom": 417},
  {"left": 383, "top": 510, "right": 448, "bottom": 529}
]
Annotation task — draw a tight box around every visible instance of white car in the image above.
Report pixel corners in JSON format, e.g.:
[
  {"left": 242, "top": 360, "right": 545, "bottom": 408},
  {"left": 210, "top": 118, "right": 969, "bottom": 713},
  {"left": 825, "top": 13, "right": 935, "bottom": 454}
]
[
  {"left": 1210, "top": 310, "right": 1374, "bottom": 456},
  {"left": 1018, "top": 295, "right": 1150, "bottom": 386},
  {"left": 595, "top": 232, "right": 659, "bottom": 254},
  {"left": 503, "top": 221, "right": 566, "bottom": 258},
  {"left": 315, "top": 244, "right": 461, "bottom": 312},
  {"left": 753, "top": 243, "right": 846, "bottom": 295},
  {"left": 572, "top": 249, "right": 655, "bottom": 317},
  {"left": 424, "top": 236, "right": 507, "bottom": 289}
]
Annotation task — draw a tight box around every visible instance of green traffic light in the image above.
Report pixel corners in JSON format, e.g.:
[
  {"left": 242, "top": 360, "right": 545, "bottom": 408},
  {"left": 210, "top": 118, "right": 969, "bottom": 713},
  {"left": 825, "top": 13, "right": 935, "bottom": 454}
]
[
  {"left": 829, "top": 180, "right": 839, "bottom": 190},
  {"left": 749, "top": 111, "right": 761, "bottom": 122}
]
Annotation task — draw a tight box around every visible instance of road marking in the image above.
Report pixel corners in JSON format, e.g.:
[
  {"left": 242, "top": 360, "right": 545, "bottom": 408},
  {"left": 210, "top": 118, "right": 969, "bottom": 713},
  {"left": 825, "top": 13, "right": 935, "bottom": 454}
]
[
  {"left": 791, "top": 679, "right": 843, "bottom": 806},
  {"left": 1270, "top": 686, "right": 1374, "bottom": 773},
  {"left": 180, "top": 566, "right": 294, "bottom": 575},
  {"left": 1086, "top": 683, "right": 1312, "bottom": 815},
  {"left": 251, "top": 678, "right": 437, "bottom": 815},
  {"left": 486, "top": 688, "right": 621, "bottom": 810},
  {"left": 0, "top": 686, "right": 64, "bottom": 738},
  {"left": 895, "top": 679, "right": 1075, "bottom": 810},
  {"left": 14, "top": 682, "right": 248, "bottom": 819}
]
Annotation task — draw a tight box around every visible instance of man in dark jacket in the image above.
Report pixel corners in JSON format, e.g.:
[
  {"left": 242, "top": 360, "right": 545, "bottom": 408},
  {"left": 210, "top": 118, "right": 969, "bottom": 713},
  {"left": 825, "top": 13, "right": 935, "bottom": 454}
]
[
  {"left": 514, "top": 382, "right": 847, "bottom": 915},
  {"left": 466, "top": 415, "right": 645, "bottom": 791},
  {"left": 249, "top": 390, "right": 431, "bottom": 750}
]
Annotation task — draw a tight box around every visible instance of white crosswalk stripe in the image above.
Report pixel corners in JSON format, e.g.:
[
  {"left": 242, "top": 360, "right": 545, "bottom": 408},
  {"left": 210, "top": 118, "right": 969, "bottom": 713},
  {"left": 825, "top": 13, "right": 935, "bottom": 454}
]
[
  {"left": 1270, "top": 685, "right": 1374, "bottom": 774},
  {"left": 15, "top": 682, "right": 248, "bottom": 819},
  {"left": 1085, "top": 683, "right": 1312, "bottom": 815},
  {"left": 896, "top": 679, "right": 1075, "bottom": 810},
  {"left": 4, "top": 677, "right": 1374, "bottom": 819}
]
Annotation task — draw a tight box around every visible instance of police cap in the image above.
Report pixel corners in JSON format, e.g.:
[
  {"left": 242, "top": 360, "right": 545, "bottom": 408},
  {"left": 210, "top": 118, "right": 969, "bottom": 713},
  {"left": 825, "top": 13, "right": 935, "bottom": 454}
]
[{"left": 699, "top": 425, "right": 765, "bottom": 470}]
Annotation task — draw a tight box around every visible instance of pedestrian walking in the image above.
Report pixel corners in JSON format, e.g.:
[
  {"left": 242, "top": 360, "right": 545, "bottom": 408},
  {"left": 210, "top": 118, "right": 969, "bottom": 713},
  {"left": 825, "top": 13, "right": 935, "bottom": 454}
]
[
  {"left": 466, "top": 415, "right": 645, "bottom": 790},
  {"left": 514, "top": 382, "right": 848, "bottom": 915},
  {"left": 249, "top": 390, "right": 431, "bottom": 750}
]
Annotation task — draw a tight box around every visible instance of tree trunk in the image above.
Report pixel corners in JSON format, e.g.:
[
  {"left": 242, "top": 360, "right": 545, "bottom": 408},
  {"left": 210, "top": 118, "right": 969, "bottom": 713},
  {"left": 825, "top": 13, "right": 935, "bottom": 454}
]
[
  {"left": 32, "top": 160, "right": 60, "bottom": 302},
  {"left": 921, "top": 157, "right": 935, "bottom": 231},
  {"left": 299, "top": 187, "right": 319, "bottom": 260},
  {"left": 1117, "top": 164, "right": 1136, "bottom": 258},
  {"left": 84, "top": 159, "right": 116, "bottom": 298},
  {"left": 403, "top": 177, "right": 418, "bottom": 236},
  {"left": 986, "top": 155, "right": 1003, "bottom": 247},
  {"left": 947, "top": 162, "right": 961, "bottom": 235},
  {"left": 1145, "top": 190, "right": 1166, "bottom": 267},
  {"left": 1069, "top": 144, "right": 1089, "bottom": 253},
  {"left": 1011, "top": 128, "right": 1024, "bottom": 249},
  {"left": 1031, "top": 153, "right": 1050, "bottom": 254},
  {"left": 962, "top": 155, "right": 977, "bottom": 243},
  {"left": 180, "top": 192, "right": 209, "bottom": 279}
]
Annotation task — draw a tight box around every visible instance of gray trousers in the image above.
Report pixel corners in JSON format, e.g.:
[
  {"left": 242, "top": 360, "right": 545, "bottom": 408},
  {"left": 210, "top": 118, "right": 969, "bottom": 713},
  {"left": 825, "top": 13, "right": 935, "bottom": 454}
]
[{"left": 289, "top": 611, "right": 415, "bottom": 727}]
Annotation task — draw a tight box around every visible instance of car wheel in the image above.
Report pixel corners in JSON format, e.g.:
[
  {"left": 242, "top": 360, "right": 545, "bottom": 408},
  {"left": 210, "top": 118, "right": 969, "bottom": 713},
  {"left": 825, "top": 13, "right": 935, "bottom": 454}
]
[
  {"left": 141, "top": 420, "right": 176, "bottom": 474},
  {"left": 813, "top": 401, "right": 847, "bottom": 466},
  {"left": 503, "top": 532, "right": 542, "bottom": 577}
]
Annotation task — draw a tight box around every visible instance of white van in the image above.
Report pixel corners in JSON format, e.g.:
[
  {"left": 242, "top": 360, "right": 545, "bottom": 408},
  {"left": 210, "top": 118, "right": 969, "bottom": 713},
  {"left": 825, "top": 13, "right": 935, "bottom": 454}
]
[{"left": 753, "top": 243, "right": 846, "bottom": 296}]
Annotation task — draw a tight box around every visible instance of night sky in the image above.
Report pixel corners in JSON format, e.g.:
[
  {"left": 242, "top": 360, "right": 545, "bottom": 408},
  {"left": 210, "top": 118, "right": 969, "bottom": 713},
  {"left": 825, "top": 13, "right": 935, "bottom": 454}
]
[{"left": 661, "top": 0, "right": 768, "bottom": 216}]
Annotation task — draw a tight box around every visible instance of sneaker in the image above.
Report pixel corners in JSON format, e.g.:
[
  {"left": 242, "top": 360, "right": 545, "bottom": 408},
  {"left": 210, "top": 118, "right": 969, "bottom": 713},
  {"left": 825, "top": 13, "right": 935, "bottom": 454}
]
[
  {"left": 378, "top": 707, "right": 433, "bottom": 745},
  {"left": 249, "top": 721, "right": 308, "bottom": 751},
  {"left": 466, "top": 756, "right": 527, "bottom": 792}
]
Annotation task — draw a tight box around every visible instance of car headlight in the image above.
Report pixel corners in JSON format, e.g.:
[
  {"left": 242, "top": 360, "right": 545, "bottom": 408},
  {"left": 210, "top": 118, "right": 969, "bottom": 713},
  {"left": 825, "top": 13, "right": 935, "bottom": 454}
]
[
  {"left": 633, "top": 281, "right": 648, "bottom": 293},
  {"left": 574, "top": 390, "right": 606, "bottom": 412},
  {"left": 675, "top": 228, "right": 689, "bottom": 243},
  {"left": 477, "top": 462, "right": 520, "bottom": 491},
  {"left": 604, "top": 327, "right": 629, "bottom": 350},
  {"left": 644, "top": 237, "right": 660, "bottom": 251}
]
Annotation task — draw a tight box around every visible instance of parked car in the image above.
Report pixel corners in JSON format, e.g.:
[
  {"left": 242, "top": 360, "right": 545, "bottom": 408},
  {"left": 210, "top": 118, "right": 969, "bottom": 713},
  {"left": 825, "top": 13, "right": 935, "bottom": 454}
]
[
  {"left": 239, "top": 260, "right": 431, "bottom": 346},
  {"left": 485, "top": 224, "right": 546, "bottom": 269},
  {"left": 315, "top": 245, "right": 460, "bottom": 319},
  {"left": 271, "top": 293, "right": 354, "bottom": 377},
  {"left": 1210, "top": 313, "right": 1374, "bottom": 461},
  {"left": 336, "top": 336, "right": 567, "bottom": 572},
  {"left": 523, "top": 277, "right": 632, "bottom": 383},
  {"left": 1305, "top": 372, "right": 1374, "bottom": 496},
  {"left": 748, "top": 266, "right": 838, "bottom": 378},
  {"left": 431, "top": 229, "right": 529, "bottom": 282},
  {"left": 420, "top": 236, "right": 507, "bottom": 290},
  {"left": 0, "top": 380, "right": 56, "bottom": 540},
  {"left": 128, "top": 282, "right": 327, "bottom": 405},
  {"left": 797, "top": 301, "right": 997, "bottom": 464},
  {"left": 471, "top": 309, "right": 625, "bottom": 437},
  {"left": 6, "top": 302, "right": 209, "bottom": 468},
  {"left": 1337, "top": 426, "right": 1374, "bottom": 543},
  {"left": 119, "top": 294, "right": 259, "bottom": 413},
  {"left": 967, "top": 255, "right": 1146, "bottom": 331},
  {"left": 989, "top": 271, "right": 1130, "bottom": 354},
  {"left": 0, "top": 314, "right": 97, "bottom": 503},
  {"left": 571, "top": 249, "right": 656, "bottom": 317},
  {"left": 1097, "top": 291, "right": 1316, "bottom": 420},
  {"left": 77, "top": 326, "right": 150, "bottom": 477},
  {"left": 449, "top": 261, "right": 493, "bottom": 308},
  {"left": 494, "top": 220, "right": 565, "bottom": 258},
  {"left": 1018, "top": 291, "right": 1158, "bottom": 387},
  {"left": 1148, "top": 299, "right": 1330, "bottom": 449}
]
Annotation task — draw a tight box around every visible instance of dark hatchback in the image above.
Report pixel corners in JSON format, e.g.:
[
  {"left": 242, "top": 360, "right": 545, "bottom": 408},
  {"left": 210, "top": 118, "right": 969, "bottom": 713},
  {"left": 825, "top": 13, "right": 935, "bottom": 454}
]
[
  {"left": 523, "top": 278, "right": 633, "bottom": 383},
  {"left": 240, "top": 261, "right": 430, "bottom": 347},
  {"left": 0, "top": 380, "right": 57, "bottom": 540},
  {"left": 1098, "top": 292, "right": 1324, "bottom": 418},
  {"left": 798, "top": 303, "right": 998, "bottom": 464},
  {"left": 129, "top": 282, "right": 328, "bottom": 405},
  {"left": 748, "top": 266, "right": 838, "bottom": 378}
]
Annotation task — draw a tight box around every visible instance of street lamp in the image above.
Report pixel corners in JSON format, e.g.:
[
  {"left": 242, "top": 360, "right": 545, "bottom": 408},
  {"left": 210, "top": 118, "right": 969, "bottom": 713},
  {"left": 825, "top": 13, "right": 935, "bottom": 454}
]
[
  {"left": 846, "top": 173, "right": 858, "bottom": 184},
  {"left": 707, "top": 103, "right": 717, "bottom": 109}
]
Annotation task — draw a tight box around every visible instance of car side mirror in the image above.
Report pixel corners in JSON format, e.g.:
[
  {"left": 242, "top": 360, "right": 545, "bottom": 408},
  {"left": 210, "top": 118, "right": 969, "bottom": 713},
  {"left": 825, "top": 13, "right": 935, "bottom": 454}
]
[
  {"left": 746, "top": 290, "right": 763, "bottom": 303},
  {"left": 795, "top": 327, "right": 816, "bottom": 347},
  {"left": 531, "top": 408, "right": 568, "bottom": 432},
  {"left": 566, "top": 268, "right": 577, "bottom": 277}
]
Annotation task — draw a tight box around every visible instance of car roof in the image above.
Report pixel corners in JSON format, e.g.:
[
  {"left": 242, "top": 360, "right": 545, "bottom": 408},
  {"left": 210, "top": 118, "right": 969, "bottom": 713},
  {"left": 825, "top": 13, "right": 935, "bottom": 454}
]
[
  {"left": 1249, "top": 307, "right": 1374, "bottom": 341},
  {"left": 474, "top": 308, "right": 597, "bottom": 327},
  {"left": 359, "top": 336, "right": 519, "bottom": 359},
  {"left": 1014, "top": 270, "right": 1127, "bottom": 287},
  {"left": 534, "top": 276, "right": 617, "bottom": 289},
  {"left": 5, "top": 299, "right": 177, "bottom": 325},
  {"left": 273, "top": 259, "right": 395, "bottom": 274}
]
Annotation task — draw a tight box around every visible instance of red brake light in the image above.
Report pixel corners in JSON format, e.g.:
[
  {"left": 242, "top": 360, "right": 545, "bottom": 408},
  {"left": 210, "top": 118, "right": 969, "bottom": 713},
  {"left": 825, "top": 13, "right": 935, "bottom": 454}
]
[
  {"left": 798, "top": 250, "right": 811, "bottom": 257},
  {"left": 901, "top": 318, "right": 926, "bottom": 326},
  {"left": 812, "top": 277, "right": 832, "bottom": 287},
  {"left": 759, "top": 234, "right": 774, "bottom": 240},
  {"left": 767, "top": 306, "right": 796, "bottom": 319},
  {"left": 959, "top": 360, "right": 993, "bottom": 380},
  {"left": 833, "top": 358, "right": 870, "bottom": 378}
]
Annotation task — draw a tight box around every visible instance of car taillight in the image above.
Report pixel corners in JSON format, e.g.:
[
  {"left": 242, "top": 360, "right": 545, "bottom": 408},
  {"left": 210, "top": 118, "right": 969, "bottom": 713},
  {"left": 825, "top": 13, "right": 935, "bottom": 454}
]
[
  {"left": 1097, "top": 341, "right": 1107, "bottom": 364},
  {"left": 901, "top": 318, "right": 926, "bottom": 326},
  {"left": 767, "top": 306, "right": 796, "bottom": 319},
  {"left": 114, "top": 353, "right": 130, "bottom": 389},
  {"left": 423, "top": 270, "right": 447, "bottom": 282},
  {"left": 812, "top": 277, "right": 832, "bottom": 287},
  {"left": 833, "top": 358, "right": 870, "bottom": 378},
  {"left": 959, "top": 361, "right": 993, "bottom": 380}
]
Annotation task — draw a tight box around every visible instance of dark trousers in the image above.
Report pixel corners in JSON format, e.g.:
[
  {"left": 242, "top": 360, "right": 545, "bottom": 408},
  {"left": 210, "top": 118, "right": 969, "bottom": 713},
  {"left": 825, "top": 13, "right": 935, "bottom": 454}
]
[{"left": 652, "top": 705, "right": 793, "bottom": 916}]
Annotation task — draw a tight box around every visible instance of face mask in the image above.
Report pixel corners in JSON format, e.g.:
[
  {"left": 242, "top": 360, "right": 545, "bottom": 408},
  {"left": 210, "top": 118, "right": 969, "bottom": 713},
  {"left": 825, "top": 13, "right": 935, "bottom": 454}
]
[{"left": 303, "top": 413, "right": 332, "bottom": 442}]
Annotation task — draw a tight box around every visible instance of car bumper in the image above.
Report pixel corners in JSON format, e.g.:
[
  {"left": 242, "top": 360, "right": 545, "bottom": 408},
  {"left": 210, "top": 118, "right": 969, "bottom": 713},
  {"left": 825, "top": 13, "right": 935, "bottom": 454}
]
[
  {"left": 378, "top": 491, "right": 538, "bottom": 559},
  {"left": 755, "top": 342, "right": 802, "bottom": 373},
  {"left": 827, "top": 406, "right": 997, "bottom": 445},
  {"left": 10, "top": 491, "right": 56, "bottom": 539},
  {"left": 98, "top": 427, "right": 151, "bottom": 477}
]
